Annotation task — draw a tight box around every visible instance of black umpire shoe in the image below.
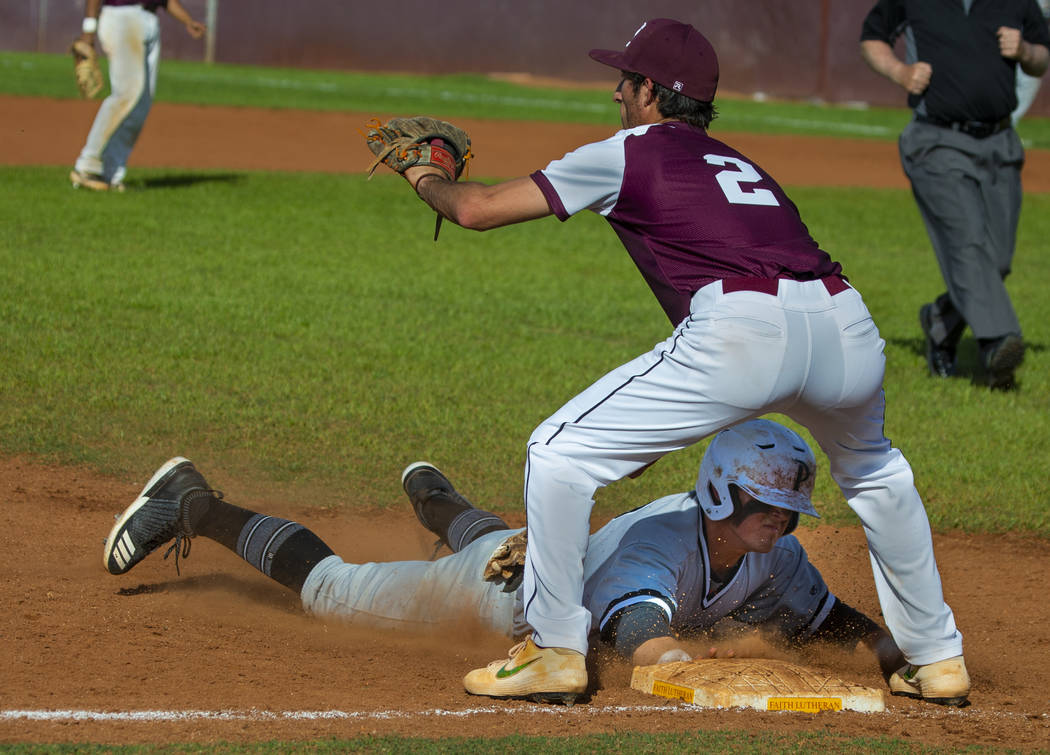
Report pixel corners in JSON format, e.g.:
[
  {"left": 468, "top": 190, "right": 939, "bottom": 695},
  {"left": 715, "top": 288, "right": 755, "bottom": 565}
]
[
  {"left": 980, "top": 334, "right": 1025, "bottom": 391},
  {"left": 919, "top": 303, "right": 957, "bottom": 378},
  {"left": 401, "top": 462, "right": 508, "bottom": 553},
  {"left": 103, "top": 457, "right": 219, "bottom": 575}
]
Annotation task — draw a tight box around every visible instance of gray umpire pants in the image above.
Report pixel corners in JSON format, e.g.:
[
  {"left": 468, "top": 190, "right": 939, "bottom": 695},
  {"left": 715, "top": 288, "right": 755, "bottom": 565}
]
[{"left": 899, "top": 119, "right": 1024, "bottom": 343}]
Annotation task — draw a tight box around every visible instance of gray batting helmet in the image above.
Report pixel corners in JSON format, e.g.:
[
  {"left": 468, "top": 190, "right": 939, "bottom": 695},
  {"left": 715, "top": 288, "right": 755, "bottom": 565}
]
[{"left": 696, "top": 419, "right": 819, "bottom": 535}]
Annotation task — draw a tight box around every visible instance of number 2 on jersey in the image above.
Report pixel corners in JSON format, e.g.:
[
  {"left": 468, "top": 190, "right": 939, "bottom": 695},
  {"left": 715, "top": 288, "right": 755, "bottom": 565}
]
[{"left": 703, "top": 154, "right": 780, "bottom": 207}]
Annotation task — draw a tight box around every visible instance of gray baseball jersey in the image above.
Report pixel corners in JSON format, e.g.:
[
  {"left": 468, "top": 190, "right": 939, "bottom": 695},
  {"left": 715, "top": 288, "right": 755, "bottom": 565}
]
[{"left": 582, "top": 492, "right": 834, "bottom": 640}]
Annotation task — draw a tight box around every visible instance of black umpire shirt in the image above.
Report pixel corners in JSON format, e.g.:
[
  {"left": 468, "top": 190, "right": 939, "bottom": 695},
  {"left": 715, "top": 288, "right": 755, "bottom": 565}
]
[{"left": 861, "top": 0, "right": 1050, "bottom": 123}]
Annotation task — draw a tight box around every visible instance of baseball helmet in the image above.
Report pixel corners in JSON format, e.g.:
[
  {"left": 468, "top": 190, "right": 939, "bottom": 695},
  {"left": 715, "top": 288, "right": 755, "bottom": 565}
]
[{"left": 696, "top": 419, "right": 819, "bottom": 535}]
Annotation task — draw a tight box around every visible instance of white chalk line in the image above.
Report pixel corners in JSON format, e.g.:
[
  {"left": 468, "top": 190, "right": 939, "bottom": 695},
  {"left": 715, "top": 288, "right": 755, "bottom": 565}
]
[
  {"left": 2, "top": 705, "right": 668, "bottom": 723},
  {"left": 3, "top": 706, "right": 1047, "bottom": 724}
]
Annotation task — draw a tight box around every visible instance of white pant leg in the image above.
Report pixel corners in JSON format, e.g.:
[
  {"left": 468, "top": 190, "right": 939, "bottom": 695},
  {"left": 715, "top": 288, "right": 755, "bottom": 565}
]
[
  {"left": 75, "top": 6, "right": 159, "bottom": 183},
  {"left": 794, "top": 396, "right": 963, "bottom": 664},
  {"left": 779, "top": 283, "right": 963, "bottom": 665},
  {"left": 522, "top": 282, "right": 804, "bottom": 653},
  {"left": 300, "top": 529, "right": 517, "bottom": 635}
]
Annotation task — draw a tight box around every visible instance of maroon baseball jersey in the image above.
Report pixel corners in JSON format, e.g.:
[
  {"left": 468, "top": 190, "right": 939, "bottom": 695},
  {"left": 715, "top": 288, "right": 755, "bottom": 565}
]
[{"left": 531, "top": 122, "right": 843, "bottom": 323}]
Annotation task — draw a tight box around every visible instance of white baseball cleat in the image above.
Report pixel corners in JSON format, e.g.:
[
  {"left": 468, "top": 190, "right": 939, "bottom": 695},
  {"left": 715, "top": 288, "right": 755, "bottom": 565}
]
[
  {"left": 463, "top": 637, "right": 588, "bottom": 705},
  {"left": 70, "top": 169, "right": 124, "bottom": 192},
  {"left": 889, "top": 655, "right": 970, "bottom": 707}
]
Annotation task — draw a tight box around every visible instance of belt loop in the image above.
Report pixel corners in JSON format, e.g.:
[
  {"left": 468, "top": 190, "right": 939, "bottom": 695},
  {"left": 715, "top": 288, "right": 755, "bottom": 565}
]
[{"left": 822, "top": 275, "right": 849, "bottom": 296}]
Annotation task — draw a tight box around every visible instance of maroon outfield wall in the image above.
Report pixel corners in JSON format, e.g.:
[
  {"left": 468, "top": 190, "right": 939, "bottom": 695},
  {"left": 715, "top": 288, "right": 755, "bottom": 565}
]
[{"left": 7, "top": 0, "right": 1049, "bottom": 115}]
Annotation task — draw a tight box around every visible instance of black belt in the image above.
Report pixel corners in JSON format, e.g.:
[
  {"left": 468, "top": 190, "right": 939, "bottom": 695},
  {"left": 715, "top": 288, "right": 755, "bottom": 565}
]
[{"left": 915, "top": 114, "right": 1011, "bottom": 139}]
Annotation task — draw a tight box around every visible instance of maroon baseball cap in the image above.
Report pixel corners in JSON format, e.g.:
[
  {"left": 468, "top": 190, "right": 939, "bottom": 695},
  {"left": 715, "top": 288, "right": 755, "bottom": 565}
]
[{"left": 589, "top": 18, "right": 719, "bottom": 102}]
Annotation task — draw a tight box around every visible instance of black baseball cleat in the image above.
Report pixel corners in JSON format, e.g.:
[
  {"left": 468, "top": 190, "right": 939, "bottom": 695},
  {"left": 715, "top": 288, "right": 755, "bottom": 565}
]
[
  {"left": 102, "top": 457, "right": 219, "bottom": 575},
  {"left": 919, "top": 303, "right": 956, "bottom": 378},
  {"left": 401, "top": 461, "right": 473, "bottom": 537},
  {"left": 401, "top": 461, "right": 509, "bottom": 553},
  {"left": 980, "top": 334, "right": 1025, "bottom": 391}
]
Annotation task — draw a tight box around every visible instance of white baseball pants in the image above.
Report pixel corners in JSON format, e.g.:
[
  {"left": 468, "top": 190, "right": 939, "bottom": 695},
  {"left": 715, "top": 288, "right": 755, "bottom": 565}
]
[
  {"left": 74, "top": 5, "right": 160, "bottom": 185},
  {"left": 522, "top": 277, "right": 963, "bottom": 666}
]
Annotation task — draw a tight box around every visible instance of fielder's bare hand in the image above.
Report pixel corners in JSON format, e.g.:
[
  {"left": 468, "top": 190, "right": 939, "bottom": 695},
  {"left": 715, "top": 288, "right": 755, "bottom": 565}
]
[
  {"left": 167, "top": 0, "right": 206, "bottom": 40},
  {"left": 184, "top": 19, "right": 206, "bottom": 39}
]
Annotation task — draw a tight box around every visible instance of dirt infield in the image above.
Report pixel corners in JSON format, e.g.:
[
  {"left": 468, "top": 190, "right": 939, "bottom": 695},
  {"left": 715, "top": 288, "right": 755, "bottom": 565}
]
[
  {"left": 8, "top": 93, "right": 1050, "bottom": 190},
  {"left": 4, "top": 456, "right": 1050, "bottom": 748},
  {"left": 3, "top": 96, "right": 1050, "bottom": 748}
]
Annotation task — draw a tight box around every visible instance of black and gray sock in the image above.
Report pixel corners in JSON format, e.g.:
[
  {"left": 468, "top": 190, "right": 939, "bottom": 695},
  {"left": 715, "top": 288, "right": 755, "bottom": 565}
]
[
  {"left": 193, "top": 499, "right": 334, "bottom": 593},
  {"left": 446, "top": 509, "right": 510, "bottom": 552}
]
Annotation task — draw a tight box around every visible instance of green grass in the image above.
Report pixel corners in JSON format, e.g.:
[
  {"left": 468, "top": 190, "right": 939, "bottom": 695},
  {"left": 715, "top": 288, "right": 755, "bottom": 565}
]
[
  {"left": 0, "top": 165, "right": 658, "bottom": 509},
  {"left": 792, "top": 187, "right": 1050, "bottom": 534},
  {"left": 8, "top": 50, "right": 1050, "bottom": 146},
  {"left": 0, "top": 731, "right": 1031, "bottom": 754},
  {"left": 1, "top": 166, "right": 1047, "bottom": 535}
]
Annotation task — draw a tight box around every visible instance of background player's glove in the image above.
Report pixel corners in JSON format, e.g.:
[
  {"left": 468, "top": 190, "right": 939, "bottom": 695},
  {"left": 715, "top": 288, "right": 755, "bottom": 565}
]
[
  {"left": 71, "top": 39, "right": 103, "bottom": 99},
  {"left": 482, "top": 530, "right": 526, "bottom": 593},
  {"left": 364, "top": 116, "right": 472, "bottom": 181}
]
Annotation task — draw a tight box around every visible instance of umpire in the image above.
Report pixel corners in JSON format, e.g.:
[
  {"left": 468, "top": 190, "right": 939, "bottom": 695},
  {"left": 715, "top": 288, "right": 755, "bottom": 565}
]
[{"left": 860, "top": 0, "right": 1049, "bottom": 390}]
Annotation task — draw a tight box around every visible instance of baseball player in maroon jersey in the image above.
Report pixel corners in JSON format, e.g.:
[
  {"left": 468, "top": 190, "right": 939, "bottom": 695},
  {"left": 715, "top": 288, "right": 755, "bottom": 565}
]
[{"left": 398, "top": 18, "right": 969, "bottom": 706}]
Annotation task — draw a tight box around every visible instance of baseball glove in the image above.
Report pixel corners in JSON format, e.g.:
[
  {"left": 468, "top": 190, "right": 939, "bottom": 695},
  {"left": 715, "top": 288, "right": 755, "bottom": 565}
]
[
  {"left": 483, "top": 530, "right": 527, "bottom": 593},
  {"left": 71, "top": 39, "right": 103, "bottom": 99},
  {"left": 364, "top": 116, "right": 472, "bottom": 181}
]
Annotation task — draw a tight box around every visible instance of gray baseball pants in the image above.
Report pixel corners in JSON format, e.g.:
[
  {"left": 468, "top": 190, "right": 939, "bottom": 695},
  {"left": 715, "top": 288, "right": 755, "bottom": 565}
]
[
  {"left": 300, "top": 528, "right": 523, "bottom": 635},
  {"left": 899, "top": 119, "right": 1025, "bottom": 342}
]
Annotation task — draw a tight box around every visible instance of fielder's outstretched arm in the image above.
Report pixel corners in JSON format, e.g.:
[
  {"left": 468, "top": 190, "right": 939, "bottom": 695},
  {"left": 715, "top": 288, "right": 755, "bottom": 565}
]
[{"left": 404, "top": 166, "right": 552, "bottom": 231}]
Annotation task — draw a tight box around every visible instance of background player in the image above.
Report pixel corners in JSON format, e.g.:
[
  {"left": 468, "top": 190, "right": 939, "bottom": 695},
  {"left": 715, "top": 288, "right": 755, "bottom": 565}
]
[
  {"left": 381, "top": 18, "right": 967, "bottom": 705},
  {"left": 70, "top": 0, "right": 206, "bottom": 192},
  {"left": 101, "top": 420, "right": 908, "bottom": 704}
]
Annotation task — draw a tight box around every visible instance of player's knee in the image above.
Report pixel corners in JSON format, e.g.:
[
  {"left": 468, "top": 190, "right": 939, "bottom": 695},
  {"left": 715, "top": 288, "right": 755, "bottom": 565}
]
[
  {"left": 526, "top": 444, "right": 613, "bottom": 494},
  {"left": 830, "top": 447, "right": 915, "bottom": 492}
]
